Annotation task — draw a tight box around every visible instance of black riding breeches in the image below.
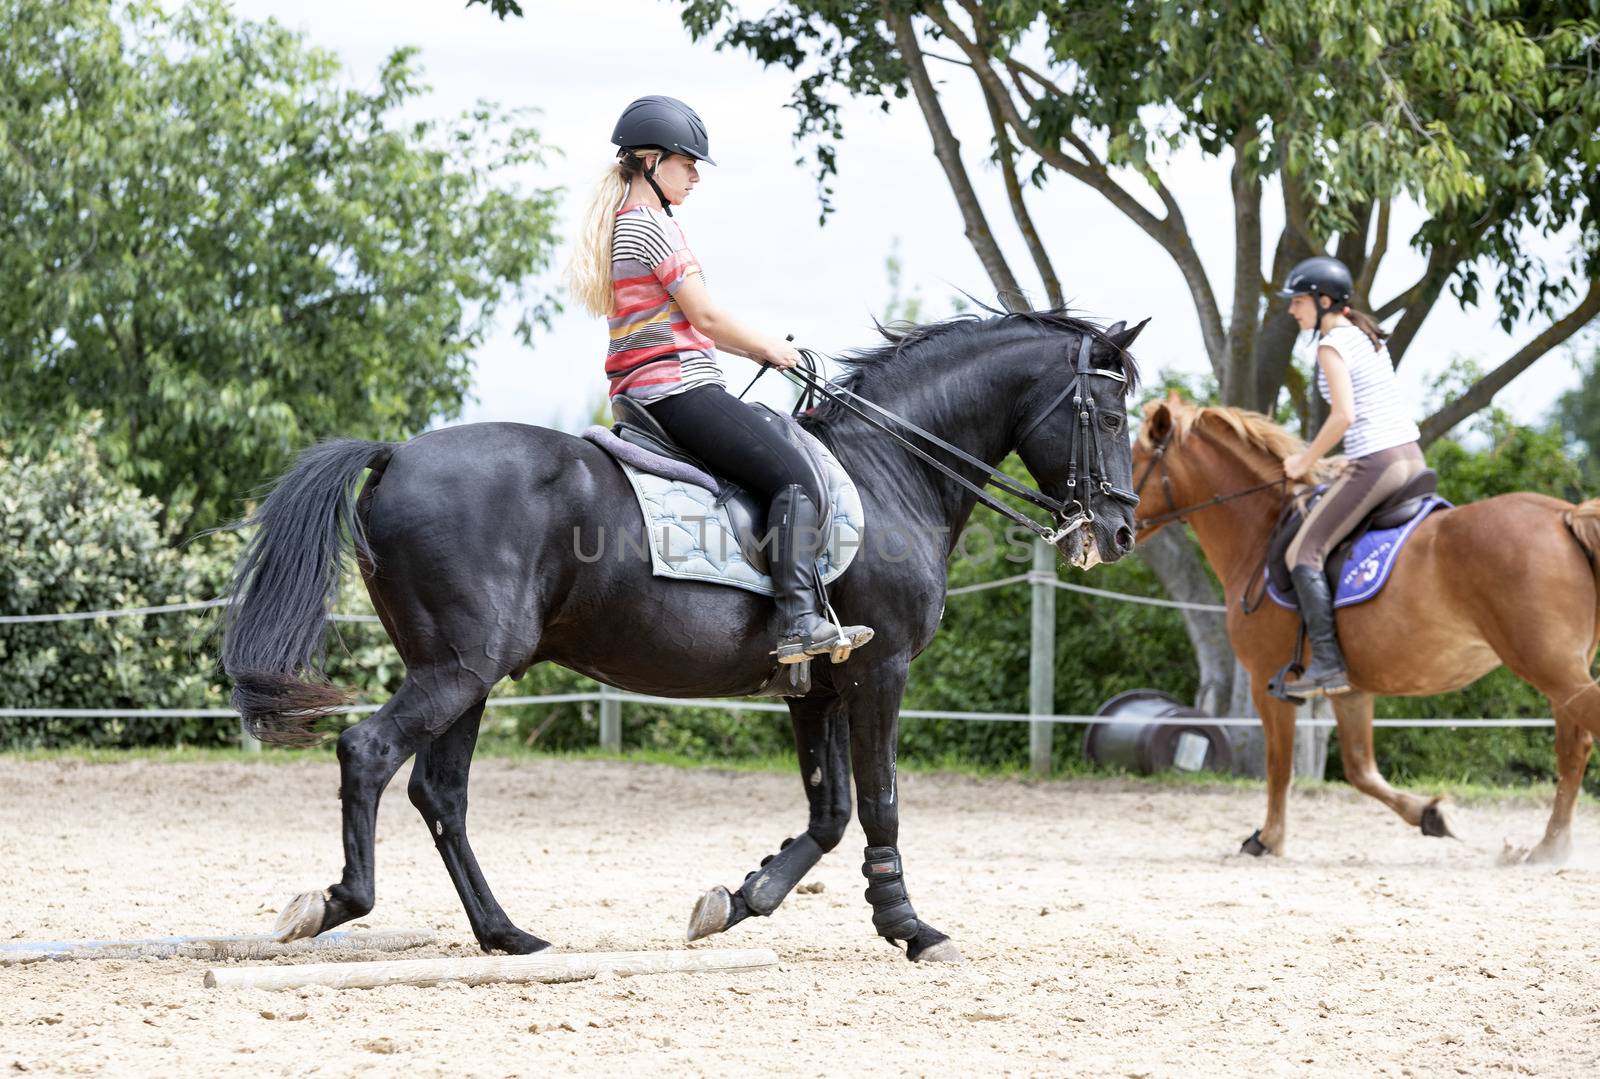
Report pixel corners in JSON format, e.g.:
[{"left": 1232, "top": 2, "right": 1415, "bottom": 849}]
[{"left": 640, "top": 384, "right": 823, "bottom": 506}]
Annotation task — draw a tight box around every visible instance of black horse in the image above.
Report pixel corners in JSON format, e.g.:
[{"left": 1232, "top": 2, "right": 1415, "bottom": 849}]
[{"left": 221, "top": 308, "right": 1144, "bottom": 963}]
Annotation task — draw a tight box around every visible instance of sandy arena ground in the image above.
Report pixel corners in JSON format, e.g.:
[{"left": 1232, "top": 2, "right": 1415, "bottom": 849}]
[{"left": 3, "top": 756, "right": 1599, "bottom": 1077}]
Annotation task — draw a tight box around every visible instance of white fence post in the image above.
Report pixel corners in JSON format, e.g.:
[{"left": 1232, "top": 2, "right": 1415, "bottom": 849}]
[
  {"left": 1029, "top": 539, "right": 1057, "bottom": 777},
  {"left": 598, "top": 682, "right": 622, "bottom": 753}
]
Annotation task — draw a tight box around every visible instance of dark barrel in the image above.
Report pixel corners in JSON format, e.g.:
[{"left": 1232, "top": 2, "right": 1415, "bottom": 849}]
[{"left": 1082, "top": 689, "right": 1236, "bottom": 775}]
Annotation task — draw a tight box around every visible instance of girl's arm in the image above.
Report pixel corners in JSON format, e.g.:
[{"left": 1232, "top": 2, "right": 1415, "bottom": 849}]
[
  {"left": 674, "top": 274, "right": 800, "bottom": 369},
  {"left": 1283, "top": 345, "right": 1354, "bottom": 480}
]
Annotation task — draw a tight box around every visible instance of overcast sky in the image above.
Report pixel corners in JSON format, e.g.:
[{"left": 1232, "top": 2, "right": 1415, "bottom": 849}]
[{"left": 232, "top": 0, "right": 1593, "bottom": 435}]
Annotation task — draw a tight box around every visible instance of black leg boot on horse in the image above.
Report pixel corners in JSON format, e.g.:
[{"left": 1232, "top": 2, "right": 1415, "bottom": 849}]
[
  {"left": 769, "top": 484, "right": 874, "bottom": 664},
  {"left": 1284, "top": 565, "right": 1351, "bottom": 698}
]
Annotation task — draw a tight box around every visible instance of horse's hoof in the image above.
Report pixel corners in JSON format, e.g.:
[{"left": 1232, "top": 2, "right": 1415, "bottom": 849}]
[
  {"left": 909, "top": 938, "right": 964, "bottom": 964},
  {"left": 1239, "top": 830, "right": 1271, "bottom": 857},
  {"left": 1419, "top": 799, "right": 1456, "bottom": 839},
  {"left": 1518, "top": 838, "right": 1570, "bottom": 866},
  {"left": 481, "top": 930, "right": 554, "bottom": 955},
  {"left": 272, "top": 890, "right": 327, "bottom": 942},
  {"left": 686, "top": 885, "right": 733, "bottom": 942}
]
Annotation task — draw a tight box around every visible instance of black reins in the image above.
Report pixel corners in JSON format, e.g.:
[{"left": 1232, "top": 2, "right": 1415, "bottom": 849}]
[{"left": 753, "top": 333, "right": 1136, "bottom": 545}]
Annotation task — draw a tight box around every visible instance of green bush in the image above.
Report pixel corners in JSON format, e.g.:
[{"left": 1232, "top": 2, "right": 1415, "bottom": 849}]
[{"left": 0, "top": 428, "right": 238, "bottom": 747}]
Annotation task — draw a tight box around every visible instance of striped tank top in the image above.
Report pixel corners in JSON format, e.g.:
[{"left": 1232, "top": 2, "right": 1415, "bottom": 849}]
[
  {"left": 1315, "top": 325, "right": 1420, "bottom": 458},
  {"left": 605, "top": 205, "right": 724, "bottom": 400}
]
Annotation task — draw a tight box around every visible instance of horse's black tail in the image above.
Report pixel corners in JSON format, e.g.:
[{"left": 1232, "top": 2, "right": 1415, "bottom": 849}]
[{"left": 221, "top": 439, "right": 396, "bottom": 746}]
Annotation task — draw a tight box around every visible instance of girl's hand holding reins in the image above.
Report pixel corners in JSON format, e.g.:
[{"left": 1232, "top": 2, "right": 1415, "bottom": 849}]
[
  {"left": 1282, "top": 451, "right": 1314, "bottom": 482},
  {"left": 758, "top": 339, "right": 801, "bottom": 369}
]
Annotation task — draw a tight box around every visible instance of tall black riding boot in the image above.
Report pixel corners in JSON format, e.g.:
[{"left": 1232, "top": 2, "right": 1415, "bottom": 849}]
[
  {"left": 768, "top": 484, "right": 874, "bottom": 663},
  {"left": 1284, "top": 564, "right": 1351, "bottom": 697}
]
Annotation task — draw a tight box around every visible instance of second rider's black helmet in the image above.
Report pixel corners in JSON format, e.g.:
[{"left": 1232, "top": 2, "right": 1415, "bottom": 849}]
[
  {"left": 1274, "top": 256, "right": 1353, "bottom": 305},
  {"left": 611, "top": 95, "right": 715, "bottom": 165}
]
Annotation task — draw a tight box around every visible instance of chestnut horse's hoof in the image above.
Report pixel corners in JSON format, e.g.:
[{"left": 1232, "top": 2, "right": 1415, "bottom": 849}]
[
  {"left": 1419, "top": 799, "right": 1456, "bottom": 839},
  {"left": 1240, "top": 829, "right": 1272, "bottom": 857},
  {"left": 686, "top": 885, "right": 733, "bottom": 942},
  {"left": 272, "top": 890, "right": 327, "bottom": 942}
]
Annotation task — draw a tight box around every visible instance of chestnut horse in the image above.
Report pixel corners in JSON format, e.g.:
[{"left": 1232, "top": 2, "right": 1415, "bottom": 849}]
[{"left": 1134, "top": 395, "right": 1600, "bottom": 863}]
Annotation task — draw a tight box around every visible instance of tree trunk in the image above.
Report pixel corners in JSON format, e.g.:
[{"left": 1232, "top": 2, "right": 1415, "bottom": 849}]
[
  {"left": 1250, "top": 223, "right": 1317, "bottom": 411},
  {"left": 884, "top": 7, "right": 1024, "bottom": 309},
  {"left": 1135, "top": 528, "right": 1235, "bottom": 716},
  {"left": 1222, "top": 133, "right": 1263, "bottom": 406}
]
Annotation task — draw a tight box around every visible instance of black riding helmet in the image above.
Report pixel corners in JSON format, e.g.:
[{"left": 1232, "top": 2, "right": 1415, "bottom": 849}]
[
  {"left": 612, "top": 95, "right": 714, "bottom": 217},
  {"left": 1275, "top": 255, "right": 1353, "bottom": 303},
  {"left": 1275, "top": 255, "right": 1353, "bottom": 334}
]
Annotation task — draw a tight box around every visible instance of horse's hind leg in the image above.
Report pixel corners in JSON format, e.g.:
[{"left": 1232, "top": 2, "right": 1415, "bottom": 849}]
[
  {"left": 1518, "top": 691, "right": 1596, "bottom": 865},
  {"left": 687, "top": 692, "right": 852, "bottom": 941},
  {"left": 1329, "top": 691, "right": 1453, "bottom": 838},
  {"left": 1483, "top": 614, "right": 1599, "bottom": 863},
  {"left": 409, "top": 700, "right": 550, "bottom": 954},
  {"left": 272, "top": 669, "right": 488, "bottom": 941}
]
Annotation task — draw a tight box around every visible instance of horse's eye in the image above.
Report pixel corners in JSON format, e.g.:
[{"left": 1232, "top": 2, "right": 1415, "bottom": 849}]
[{"left": 1102, "top": 413, "right": 1124, "bottom": 432}]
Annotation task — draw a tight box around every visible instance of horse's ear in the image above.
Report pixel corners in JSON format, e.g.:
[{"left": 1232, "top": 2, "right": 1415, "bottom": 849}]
[
  {"left": 1109, "top": 318, "right": 1150, "bottom": 351},
  {"left": 1145, "top": 399, "right": 1173, "bottom": 442}
]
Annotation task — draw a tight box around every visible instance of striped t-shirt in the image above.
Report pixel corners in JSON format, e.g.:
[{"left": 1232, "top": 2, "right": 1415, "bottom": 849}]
[
  {"left": 1315, "top": 325, "right": 1420, "bottom": 458},
  {"left": 606, "top": 205, "right": 723, "bottom": 400}
]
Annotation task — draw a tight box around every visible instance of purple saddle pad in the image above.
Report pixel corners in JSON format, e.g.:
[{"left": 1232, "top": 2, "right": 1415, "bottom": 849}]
[{"left": 1266, "top": 495, "right": 1450, "bottom": 610}]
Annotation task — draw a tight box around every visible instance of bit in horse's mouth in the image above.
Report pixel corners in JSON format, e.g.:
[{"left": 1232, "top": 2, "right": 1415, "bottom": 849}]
[{"left": 1069, "top": 529, "right": 1102, "bottom": 570}]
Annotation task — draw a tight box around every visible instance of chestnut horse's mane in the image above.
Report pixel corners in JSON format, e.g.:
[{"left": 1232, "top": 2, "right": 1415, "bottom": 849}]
[{"left": 1138, "top": 397, "right": 1338, "bottom": 482}]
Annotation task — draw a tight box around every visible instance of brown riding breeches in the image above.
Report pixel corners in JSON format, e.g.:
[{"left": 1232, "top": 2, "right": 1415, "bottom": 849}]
[{"left": 1286, "top": 441, "right": 1426, "bottom": 571}]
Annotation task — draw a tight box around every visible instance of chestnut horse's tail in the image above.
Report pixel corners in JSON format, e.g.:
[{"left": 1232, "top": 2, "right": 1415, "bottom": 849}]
[
  {"left": 221, "top": 439, "right": 397, "bottom": 746},
  {"left": 1564, "top": 501, "right": 1600, "bottom": 629},
  {"left": 1564, "top": 500, "right": 1600, "bottom": 562}
]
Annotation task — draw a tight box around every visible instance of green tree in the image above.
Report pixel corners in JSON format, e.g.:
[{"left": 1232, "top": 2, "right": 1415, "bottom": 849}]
[{"left": 0, "top": 0, "right": 561, "bottom": 537}]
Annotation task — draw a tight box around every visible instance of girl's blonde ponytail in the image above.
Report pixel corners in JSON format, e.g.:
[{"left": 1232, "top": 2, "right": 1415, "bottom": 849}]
[{"left": 568, "top": 153, "right": 648, "bottom": 317}]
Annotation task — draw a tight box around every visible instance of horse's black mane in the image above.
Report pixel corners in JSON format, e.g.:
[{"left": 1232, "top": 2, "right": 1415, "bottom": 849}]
[{"left": 800, "top": 302, "right": 1141, "bottom": 430}]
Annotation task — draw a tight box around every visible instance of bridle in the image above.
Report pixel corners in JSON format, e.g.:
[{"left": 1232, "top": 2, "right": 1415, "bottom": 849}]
[
  {"left": 1133, "top": 424, "right": 1289, "bottom": 531},
  {"left": 762, "top": 332, "right": 1137, "bottom": 545}
]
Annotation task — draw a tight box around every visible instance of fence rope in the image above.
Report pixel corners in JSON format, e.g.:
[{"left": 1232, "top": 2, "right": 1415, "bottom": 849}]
[
  {"left": 0, "top": 598, "right": 380, "bottom": 624},
  {"left": 940, "top": 572, "right": 1229, "bottom": 611},
  {"left": 0, "top": 693, "right": 1556, "bottom": 728}
]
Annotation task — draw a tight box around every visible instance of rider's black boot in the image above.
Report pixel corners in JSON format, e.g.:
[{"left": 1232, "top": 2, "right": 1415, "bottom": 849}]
[
  {"left": 768, "top": 484, "right": 874, "bottom": 663},
  {"left": 1284, "top": 565, "right": 1351, "bottom": 697}
]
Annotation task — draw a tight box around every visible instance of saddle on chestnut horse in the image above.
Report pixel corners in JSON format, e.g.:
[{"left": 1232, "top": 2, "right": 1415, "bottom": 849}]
[{"left": 1260, "top": 468, "right": 1450, "bottom": 702}]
